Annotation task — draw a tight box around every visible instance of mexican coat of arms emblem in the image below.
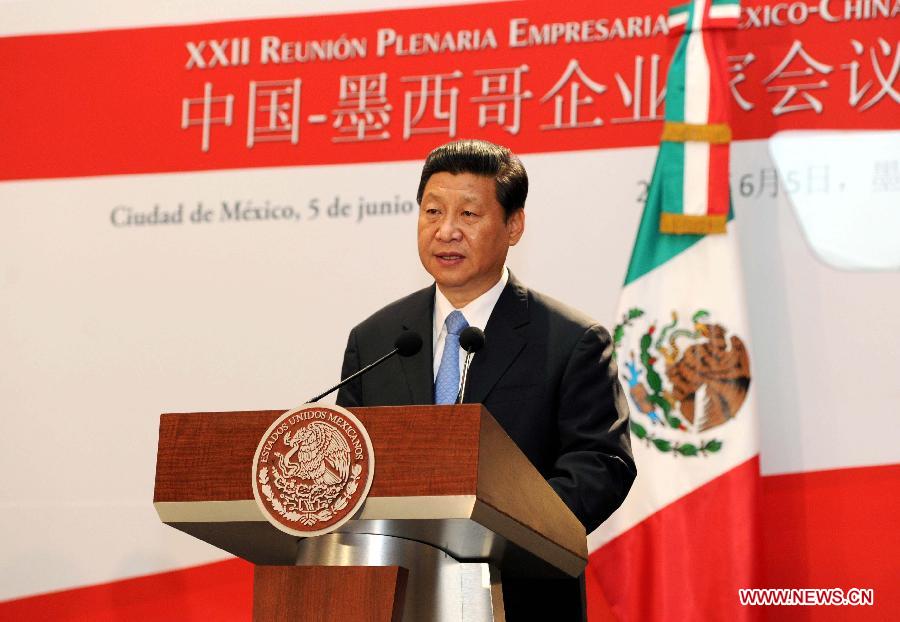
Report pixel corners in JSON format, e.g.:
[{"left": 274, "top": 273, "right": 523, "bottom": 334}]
[
  {"left": 252, "top": 404, "right": 374, "bottom": 537},
  {"left": 614, "top": 308, "right": 751, "bottom": 457}
]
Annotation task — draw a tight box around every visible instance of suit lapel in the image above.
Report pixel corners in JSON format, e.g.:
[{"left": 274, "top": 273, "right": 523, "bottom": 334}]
[
  {"left": 400, "top": 285, "right": 435, "bottom": 405},
  {"left": 464, "top": 273, "right": 529, "bottom": 404}
]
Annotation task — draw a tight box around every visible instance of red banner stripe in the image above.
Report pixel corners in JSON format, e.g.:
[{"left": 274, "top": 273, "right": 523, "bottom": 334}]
[
  {"left": 758, "top": 462, "right": 900, "bottom": 621},
  {"left": 0, "top": 559, "right": 253, "bottom": 622},
  {"left": 0, "top": 0, "right": 895, "bottom": 181}
]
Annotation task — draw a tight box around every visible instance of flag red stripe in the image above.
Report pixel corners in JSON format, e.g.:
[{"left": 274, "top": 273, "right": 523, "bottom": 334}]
[
  {"left": 587, "top": 456, "right": 763, "bottom": 621},
  {"left": 707, "top": 142, "right": 730, "bottom": 215}
]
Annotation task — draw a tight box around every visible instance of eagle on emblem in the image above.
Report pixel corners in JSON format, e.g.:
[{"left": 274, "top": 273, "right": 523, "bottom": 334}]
[
  {"left": 662, "top": 320, "right": 751, "bottom": 431},
  {"left": 277, "top": 421, "right": 351, "bottom": 487}
]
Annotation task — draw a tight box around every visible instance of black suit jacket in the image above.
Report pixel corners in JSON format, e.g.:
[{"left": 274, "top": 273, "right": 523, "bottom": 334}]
[{"left": 336, "top": 273, "right": 635, "bottom": 620}]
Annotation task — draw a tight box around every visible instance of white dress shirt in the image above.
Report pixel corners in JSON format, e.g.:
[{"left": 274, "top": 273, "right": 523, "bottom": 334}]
[{"left": 432, "top": 267, "right": 509, "bottom": 381}]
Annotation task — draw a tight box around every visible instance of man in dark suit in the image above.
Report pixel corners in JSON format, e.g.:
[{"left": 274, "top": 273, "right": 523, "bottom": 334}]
[{"left": 337, "top": 139, "right": 635, "bottom": 621}]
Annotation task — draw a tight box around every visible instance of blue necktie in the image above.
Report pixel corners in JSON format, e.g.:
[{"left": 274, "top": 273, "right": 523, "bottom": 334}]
[{"left": 434, "top": 310, "right": 469, "bottom": 404}]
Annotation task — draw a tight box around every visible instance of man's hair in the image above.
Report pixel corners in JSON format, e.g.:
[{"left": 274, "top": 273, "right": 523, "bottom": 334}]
[{"left": 416, "top": 139, "right": 528, "bottom": 219}]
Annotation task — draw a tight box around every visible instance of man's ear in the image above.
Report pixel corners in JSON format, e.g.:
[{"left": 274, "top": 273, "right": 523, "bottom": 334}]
[{"left": 507, "top": 208, "right": 525, "bottom": 246}]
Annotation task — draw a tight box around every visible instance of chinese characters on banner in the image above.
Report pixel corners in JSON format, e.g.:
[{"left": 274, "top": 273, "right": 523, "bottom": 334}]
[{"left": 180, "top": 36, "right": 899, "bottom": 153}]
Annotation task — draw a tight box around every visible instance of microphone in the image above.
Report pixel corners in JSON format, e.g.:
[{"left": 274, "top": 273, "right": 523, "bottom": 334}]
[
  {"left": 394, "top": 330, "right": 424, "bottom": 357},
  {"left": 459, "top": 326, "right": 485, "bottom": 354},
  {"left": 306, "top": 330, "right": 423, "bottom": 403},
  {"left": 456, "top": 327, "right": 485, "bottom": 404}
]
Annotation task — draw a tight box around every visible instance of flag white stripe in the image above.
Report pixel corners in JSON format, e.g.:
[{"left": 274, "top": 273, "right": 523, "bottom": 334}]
[
  {"left": 690, "top": 0, "right": 706, "bottom": 32},
  {"left": 683, "top": 6, "right": 711, "bottom": 216},
  {"left": 709, "top": 4, "right": 741, "bottom": 19},
  {"left": 681, "top": 1, "right": 711, "bottom": 216},
  {"left": 667, "top": 11, "right": 689, "bottom": 29},
  {"left": 683, "top": 140, "right": 710, "bottom": 216},
  {"left": 589, "top": 226, "right": 759, "bottom": 550}
]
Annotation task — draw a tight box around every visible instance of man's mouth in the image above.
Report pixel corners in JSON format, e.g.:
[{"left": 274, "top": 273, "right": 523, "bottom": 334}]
[{"left": 435, "top": 252, "right": 464, "bottom": 264}]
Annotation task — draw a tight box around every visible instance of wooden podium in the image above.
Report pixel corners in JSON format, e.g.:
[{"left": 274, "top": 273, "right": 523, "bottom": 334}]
[{"left": 154, "top": 405, "right": 587, "bottom": 621}]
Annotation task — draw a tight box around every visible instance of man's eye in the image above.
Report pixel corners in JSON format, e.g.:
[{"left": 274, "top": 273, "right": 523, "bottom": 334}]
[{"left": 462, "top": 210, "right": 478, "bottom": 217}]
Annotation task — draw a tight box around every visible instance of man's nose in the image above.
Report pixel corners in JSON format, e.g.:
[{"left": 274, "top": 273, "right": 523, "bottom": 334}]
[{"left": 436, "top": 213, "right": 462, "bottom": 241}]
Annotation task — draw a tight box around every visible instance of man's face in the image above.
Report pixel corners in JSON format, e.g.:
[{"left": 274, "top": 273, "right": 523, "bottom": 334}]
[{"left": 417, "top": 171, "right": 524, "bottom": 306}]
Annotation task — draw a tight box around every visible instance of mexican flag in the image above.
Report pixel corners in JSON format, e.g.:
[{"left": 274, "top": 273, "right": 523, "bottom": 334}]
[{"left": 587, "top": 0, "right": 762, "bottom": 619}]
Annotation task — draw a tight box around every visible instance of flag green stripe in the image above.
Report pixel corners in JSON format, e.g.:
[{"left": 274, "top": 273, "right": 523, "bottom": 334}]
[
  {"left": 623, "top": 5, "right": 693, "bottom": 285},
  {"left": 624, "top": 146, "right": 700, "bottom": 286},
  {"left": 623, "top": 168, "right": 736, "bottom": 286},
  {"left": 665, "top": 36, "right": 688, "bottom": 122},
  {"left": 660, "top": 140, "right": 685, "bottom": 217}
]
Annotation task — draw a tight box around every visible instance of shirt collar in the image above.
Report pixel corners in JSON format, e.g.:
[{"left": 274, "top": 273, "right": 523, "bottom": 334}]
[{"left": 433, "top": 267, "right": 509, "bottom": 342}]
